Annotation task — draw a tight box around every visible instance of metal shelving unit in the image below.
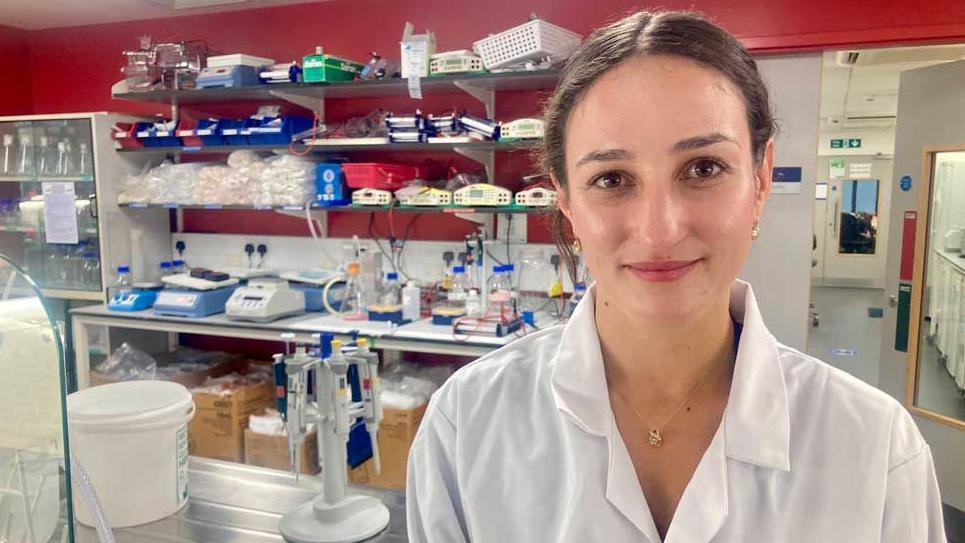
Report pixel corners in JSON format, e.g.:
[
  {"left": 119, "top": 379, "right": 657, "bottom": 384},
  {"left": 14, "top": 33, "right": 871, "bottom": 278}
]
[
  {"left": 119, "top": 202, "right": 551, "bottom": 214},
  {"left": 115, "top": 139, "right": 539, "bottom": 154},
  {"left": 112, "top": 70, "right": 561, "bottom": 109}
]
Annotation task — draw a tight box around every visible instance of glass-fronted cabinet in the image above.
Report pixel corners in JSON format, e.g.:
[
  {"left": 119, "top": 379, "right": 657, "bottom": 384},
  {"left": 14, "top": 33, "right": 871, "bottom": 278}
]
[
  {"left": 0, "top": 113, "right": 157, "bottom": 302},
  {"left": 0, "top": 118, "right": 100, "bottom": 295}
]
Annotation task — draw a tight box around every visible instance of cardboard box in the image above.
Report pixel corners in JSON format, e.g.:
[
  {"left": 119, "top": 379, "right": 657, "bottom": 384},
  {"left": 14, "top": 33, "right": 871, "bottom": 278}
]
[
  {"left": 188, "top": 379, "right": 275, "bottom": 462},
  {"left": 244, "top": 427, "right": 319, "bottom": 475},
  {"left": 349, "top": 404, "right": 427, "bottom": 490}
]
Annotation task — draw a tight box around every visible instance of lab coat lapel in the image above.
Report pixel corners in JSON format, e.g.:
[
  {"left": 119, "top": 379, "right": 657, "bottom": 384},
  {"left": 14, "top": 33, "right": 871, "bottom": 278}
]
[
  {"left": 662, "top": 427, "right": 729, "bottom": 543},
  {"left": 551, "top": 289, "right": 662, "bottom": 542},
  {"left": 607, "top": 430, "right": 664, "bottom": 543}
]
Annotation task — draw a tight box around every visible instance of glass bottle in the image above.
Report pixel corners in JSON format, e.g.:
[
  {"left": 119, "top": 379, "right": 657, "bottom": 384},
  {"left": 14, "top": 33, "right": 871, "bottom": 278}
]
[
  {"left": 380, "top": 272, "right": 402, "bottom": 309},
  {"left": 447, "top": 265, "right": 469, "bottom": 313},
  {"left": 78, "top": 142, "right": 93, "bottom": 176},
  {"left": 341, "top": 261, "right": 366, "bottom": 320},
  {"left": 109, "top": 265, "right": 132, "bottom": 302},
  {"left": 16, "top": 132, "right": 35, "bottom": 176},
  {"left": 2, "top": 134, "right": 15, "bottom": 175},
  {"left": 487, "top": 265, "right": 512, "bottom": 304}
]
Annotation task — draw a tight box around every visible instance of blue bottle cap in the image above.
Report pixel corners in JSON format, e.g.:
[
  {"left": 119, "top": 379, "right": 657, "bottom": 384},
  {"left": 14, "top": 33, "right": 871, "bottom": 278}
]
[
  {"left": 504, "top": 264, "right": 515, "bottom": 272},
  {"left": 386, "top": 272, "right": 398, "bottom": 280},
  {"left": 173, "top": 259, "right": 185, "bottom": 266},
  {"left": 118, "top": 265, "right": 130, "bottom": 273},
  {"left": 160, "top": 261, "right": 172, "bottom": 269},
  {"left": 575, "top": 282, "right": 587, "bottom": 292},
  {"left": 453, "top": 266, "right": 465, "bottom": 273},
  {"left": 493, "top": 265, "right": 502, "bottom": 273}
]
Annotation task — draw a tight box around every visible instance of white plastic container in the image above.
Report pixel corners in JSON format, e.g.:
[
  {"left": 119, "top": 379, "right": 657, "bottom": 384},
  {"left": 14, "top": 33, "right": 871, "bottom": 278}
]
[
  {"left": 207, "top": 53, "right": 276, "bottom": 68},
  {"left": 472, "top": 19, "right": 582, "bottom": 70},
  {"left": 67, "top": 381, "right": 195, "bottom": 528}
]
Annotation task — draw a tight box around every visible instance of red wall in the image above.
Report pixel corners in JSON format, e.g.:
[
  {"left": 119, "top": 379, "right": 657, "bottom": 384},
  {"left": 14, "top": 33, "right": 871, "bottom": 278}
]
[
  {"left": 22, "top": 0, "right": 965, "bottom": 115},
  {"left": 10, "top": 0, "right": 965, "bottom": 241},
  {"left": 0, "top": 24, "right": 33, "bottom": 115}
]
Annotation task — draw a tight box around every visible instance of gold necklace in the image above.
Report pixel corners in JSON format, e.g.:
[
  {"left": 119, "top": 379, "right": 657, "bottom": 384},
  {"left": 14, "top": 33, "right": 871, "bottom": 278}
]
[{"left": 611, "top": 352, "right": 731, "bottom": 448}]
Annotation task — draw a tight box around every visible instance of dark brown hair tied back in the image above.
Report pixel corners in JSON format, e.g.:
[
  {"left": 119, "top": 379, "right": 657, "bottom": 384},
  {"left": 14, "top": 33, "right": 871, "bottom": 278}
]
[{"left": 541, "top": 10, "right": 776, "bottom": 282}]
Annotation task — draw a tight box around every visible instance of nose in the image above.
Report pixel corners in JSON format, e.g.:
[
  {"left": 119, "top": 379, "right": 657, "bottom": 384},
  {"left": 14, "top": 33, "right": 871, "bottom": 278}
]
[{"left": 631, "top": 183, "right": 688, "bottom": 253}]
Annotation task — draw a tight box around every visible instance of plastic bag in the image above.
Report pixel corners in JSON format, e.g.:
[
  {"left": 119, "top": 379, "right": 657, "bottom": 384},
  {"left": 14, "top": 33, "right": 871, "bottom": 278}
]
[
  {"left": 118, "top": 161, "right": 170, "bottom": 204},
  {"left": 94, "top": 342, "right": 157, "bottom": 381},
  {"left": 379, "top": 360, "right": 452, "bottom": 409},
  {"left": 251, "top": 155, "right": 317, "bottom": 206}
]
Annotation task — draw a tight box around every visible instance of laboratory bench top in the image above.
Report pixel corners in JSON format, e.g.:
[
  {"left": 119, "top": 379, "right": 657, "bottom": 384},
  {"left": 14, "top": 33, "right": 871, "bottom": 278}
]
[
  {"left": 75, "top": 457, "right": 407, "bottom": 543},
  {"left": 70, "top": 304, "right": 563, "bottom": 351},
  {"left": 934, "top": 247, "right": 965, "bottom": 275}
]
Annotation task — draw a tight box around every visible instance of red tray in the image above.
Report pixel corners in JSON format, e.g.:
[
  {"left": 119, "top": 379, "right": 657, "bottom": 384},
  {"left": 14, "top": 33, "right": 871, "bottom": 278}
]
[{"left": 342, "top": 163, "right": 426, "bottom": 190}]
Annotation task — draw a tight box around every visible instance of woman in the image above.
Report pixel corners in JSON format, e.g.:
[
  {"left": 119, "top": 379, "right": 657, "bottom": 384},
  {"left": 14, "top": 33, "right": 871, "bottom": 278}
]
[{"left": 407, "top": 10, "right": 946, "bottom": 542}]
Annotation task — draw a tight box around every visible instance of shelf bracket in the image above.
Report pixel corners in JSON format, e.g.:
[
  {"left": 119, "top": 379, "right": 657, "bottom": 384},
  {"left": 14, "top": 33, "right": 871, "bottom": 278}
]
[
  {"left": 453, "top": 146, "right": 495, "bottom": 182},
  {"left": 274, "top": 207, "right": 328, "bottom": 238},
  {"left": 268, "top": 90, "right": 326, "bottom": 120},
  {"left": 454, "top": 80, "right": 495, "bottom": 119}
]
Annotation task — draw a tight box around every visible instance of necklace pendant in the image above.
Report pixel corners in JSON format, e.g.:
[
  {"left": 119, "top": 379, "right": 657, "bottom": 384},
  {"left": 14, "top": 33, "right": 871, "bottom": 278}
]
[{"left": 648, "top": 428, "right": 663, "bottom": 447}]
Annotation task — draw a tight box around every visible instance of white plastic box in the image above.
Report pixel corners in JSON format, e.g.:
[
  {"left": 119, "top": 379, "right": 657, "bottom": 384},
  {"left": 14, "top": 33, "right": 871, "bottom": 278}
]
[{"left": 473, "top": 19, "right": 581, "bottom": 70}]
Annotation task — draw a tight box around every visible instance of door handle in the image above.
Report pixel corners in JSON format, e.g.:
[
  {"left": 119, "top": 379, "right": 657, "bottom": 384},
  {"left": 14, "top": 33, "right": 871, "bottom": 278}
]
[
  {"left": 832, "top": 201, "right": 839, "bottom": 237},
  {"left": 889, "top": 294, "right": 898, "bottom": 308},
  {"left": 88, "top": 193, "right": 97, "bottom": 219}
]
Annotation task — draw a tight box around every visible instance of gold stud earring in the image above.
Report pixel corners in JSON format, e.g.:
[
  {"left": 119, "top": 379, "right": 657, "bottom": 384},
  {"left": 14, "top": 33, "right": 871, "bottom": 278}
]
[
  {"left": 751, "top": 223, "right": 760, "bottom": 240},
  {"left": 572, "top": 239, "right": 582, "bottom": 253}
]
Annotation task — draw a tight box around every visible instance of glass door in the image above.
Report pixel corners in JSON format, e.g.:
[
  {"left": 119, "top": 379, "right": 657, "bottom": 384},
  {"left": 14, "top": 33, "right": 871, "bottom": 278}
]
[
  {"left": 0, "top": 118, "right": 101, "bottom": 293},
  {"left": 912, "top": 151, "right": 965, "bottom": 425},
  {"left": 0, "top": 253, "right": 73, "bottom": 542}
]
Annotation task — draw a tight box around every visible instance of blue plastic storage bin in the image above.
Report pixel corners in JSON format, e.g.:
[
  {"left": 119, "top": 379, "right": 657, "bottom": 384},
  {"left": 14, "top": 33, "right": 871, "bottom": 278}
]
[
  {"left": 244, "top": 116, "right": 313, "bottom": 145},
  {"left": 220, "top": 118, "right": 256, "bottom": 146},
  {"left": 196, "top": 118, "right": 228, "bottom": 146}
]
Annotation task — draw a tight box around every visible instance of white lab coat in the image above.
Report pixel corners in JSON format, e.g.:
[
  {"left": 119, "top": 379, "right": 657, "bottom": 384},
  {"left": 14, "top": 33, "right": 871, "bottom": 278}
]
[{"left": 406, "top": 280, "right": 947, "bottom": 542}]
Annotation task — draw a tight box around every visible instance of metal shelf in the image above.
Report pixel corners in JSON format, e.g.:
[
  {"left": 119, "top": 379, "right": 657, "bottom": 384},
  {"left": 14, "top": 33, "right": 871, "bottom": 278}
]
[
  {"left": 0, "top": 175, "right": 95, "bottom": 183},
  {"left": 115, "top": 139, "right": 540, "bottom": 154},
  {"left": 111, "top": 70, "right": 561, "bottom": 106},
  {"left": 41, "top": 288, "right": 103, "bottom": 301},
  {"left": 119, "top": 202, "right": 552, "bottom": 214},
  {"left": 70, "top": 304, "right": 524, "bottom": 388},
  {"left": 0, "top": 224, "right": 99, "bottom": 235}
]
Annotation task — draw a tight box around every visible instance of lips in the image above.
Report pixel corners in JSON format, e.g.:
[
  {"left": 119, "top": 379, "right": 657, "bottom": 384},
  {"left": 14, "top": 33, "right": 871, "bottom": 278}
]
[{"left": 624, "top": 259, "right": 700, "bottom": 282}]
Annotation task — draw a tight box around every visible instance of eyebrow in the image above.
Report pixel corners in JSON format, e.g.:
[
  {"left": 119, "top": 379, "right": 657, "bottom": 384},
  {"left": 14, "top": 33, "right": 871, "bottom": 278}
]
[
  {"left": 574, "top": 132, "right": 738, "bottom": 168},
  {"left": 575, "top": 148, "right": 631, "bottom": 168},
  {"left": 671, "top": 132, "right": 737, "bottom": 153}
]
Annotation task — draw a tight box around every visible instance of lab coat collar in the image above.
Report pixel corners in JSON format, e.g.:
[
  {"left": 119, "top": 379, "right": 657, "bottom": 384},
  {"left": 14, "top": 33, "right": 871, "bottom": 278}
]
[{"left": 549, "top": 279, "right": 791, "bottom": 472}]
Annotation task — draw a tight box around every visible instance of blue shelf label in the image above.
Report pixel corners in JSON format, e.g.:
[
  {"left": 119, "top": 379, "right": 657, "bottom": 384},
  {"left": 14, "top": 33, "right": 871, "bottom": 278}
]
[
  {"left": 203, "top": 204, "right": 223, "bottom": 209},
  {"left": 128, "top": 203, "right": 148, "bottom": 208},
  {"left": 253, "top": 204, "right": 274, "bottom": 210},
  {"left": 162, "top": 203, "right": 179, "bottom": 209}
]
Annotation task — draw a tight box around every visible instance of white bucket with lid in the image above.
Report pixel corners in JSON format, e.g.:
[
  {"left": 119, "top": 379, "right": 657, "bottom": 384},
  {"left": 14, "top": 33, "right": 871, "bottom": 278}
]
[{"left": 67, "top": 380, "right": 195, "bottom": 528}]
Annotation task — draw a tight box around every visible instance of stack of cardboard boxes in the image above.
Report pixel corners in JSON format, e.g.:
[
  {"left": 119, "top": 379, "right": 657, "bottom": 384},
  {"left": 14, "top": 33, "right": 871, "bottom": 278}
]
[{"left": 185, "top": 361, "right": 429, "bottom": 490}]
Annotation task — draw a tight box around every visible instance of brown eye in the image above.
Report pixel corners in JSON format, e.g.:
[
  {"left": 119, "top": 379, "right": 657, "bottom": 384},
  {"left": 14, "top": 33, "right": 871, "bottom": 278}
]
[
  {"left": 687, "top": 159, "right": 724, "bottom": 179},
  {"left": 591, "top": 171, "right": 627, "bottom": 189}
]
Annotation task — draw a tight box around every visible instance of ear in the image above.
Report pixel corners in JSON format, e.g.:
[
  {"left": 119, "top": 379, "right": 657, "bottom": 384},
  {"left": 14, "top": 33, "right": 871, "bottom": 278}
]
[
  {"left": 753, "top": 139, "right": 774, "bottom": 222},
  {"left": 551, "top": 174, "right": 573, "bottom": 222}
]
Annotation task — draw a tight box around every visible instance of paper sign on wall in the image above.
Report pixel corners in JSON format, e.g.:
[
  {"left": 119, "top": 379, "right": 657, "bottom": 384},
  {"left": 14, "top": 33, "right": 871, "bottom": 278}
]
[
  {"left": 829, "top": 158, "right": 846, "bottom": 179},
  {"left": 771, "top": 166, "right": 802, "bottom": 194},
  {"left": 42, "top": 182, "right": 79, "bottom": 244},
  {"left": 849, "top": 162, "right": 872, "bottom": 178}
]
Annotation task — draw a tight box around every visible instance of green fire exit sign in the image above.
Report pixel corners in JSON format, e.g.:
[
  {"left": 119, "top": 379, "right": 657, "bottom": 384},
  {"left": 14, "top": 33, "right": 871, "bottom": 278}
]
[{"left": 831, "top": 138, "right": 862, "bottom": 149}]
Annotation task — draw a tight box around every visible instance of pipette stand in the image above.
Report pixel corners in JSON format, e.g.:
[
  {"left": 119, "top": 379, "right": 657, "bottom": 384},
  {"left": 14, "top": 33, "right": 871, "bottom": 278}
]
[{"left": 279, "top": 338, "right": 389, "bottom": 543}]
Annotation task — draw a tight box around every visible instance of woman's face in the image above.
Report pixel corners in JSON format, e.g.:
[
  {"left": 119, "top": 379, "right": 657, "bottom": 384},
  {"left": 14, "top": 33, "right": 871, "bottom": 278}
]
[{"left": 557, "top": 54, "right": 772, "bottom": 323}]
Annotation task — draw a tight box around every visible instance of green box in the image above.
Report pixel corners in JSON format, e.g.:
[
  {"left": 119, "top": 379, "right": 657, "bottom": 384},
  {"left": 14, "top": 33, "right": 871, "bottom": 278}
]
[{"left": 302, "top": 52, "right": 364, "bottom": 83}]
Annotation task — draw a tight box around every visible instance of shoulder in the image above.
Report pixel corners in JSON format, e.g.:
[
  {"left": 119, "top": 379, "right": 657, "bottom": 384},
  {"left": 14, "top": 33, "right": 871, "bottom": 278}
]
[
  {"left": 423, "top": 325, "right": 565, "bottom": 423},
  {"left": 776, "top": 343, "right": 925, "bottom": 469}
]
